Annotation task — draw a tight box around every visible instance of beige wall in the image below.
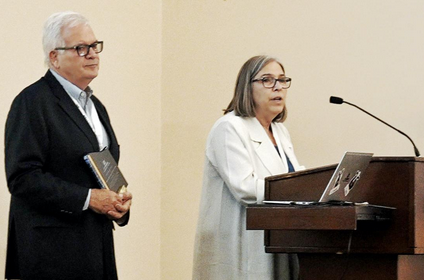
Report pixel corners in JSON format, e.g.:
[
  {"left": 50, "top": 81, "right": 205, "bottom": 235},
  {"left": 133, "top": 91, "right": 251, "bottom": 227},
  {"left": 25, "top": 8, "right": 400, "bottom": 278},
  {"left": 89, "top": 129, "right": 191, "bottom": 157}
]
[{"left": 1, "top": 1, "right": 424, "bottom": 280}]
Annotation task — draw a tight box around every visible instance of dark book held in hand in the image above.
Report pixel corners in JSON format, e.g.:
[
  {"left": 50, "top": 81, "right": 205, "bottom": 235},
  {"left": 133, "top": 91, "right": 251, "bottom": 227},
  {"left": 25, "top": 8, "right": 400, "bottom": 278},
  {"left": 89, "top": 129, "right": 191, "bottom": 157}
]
[{"left": 84, "top": 148, "right": 128, "bottom": 194}]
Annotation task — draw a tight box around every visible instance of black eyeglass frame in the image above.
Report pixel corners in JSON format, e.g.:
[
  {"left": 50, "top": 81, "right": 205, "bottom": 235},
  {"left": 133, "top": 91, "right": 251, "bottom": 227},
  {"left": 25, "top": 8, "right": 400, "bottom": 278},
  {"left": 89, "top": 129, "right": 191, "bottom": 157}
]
[
  {"left": 251, "top": 76, "right": 292, "bottom": 89},
  {"left": 55, "top": 41, "right": 104, "bottom": 57}
]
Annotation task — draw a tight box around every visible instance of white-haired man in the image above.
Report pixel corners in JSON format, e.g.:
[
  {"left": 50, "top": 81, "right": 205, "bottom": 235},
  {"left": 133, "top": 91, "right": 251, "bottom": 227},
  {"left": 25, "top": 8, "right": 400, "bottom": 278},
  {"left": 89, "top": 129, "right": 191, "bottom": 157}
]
[{"left": 4, "top": 11, "right": 132, "bottom": 280}]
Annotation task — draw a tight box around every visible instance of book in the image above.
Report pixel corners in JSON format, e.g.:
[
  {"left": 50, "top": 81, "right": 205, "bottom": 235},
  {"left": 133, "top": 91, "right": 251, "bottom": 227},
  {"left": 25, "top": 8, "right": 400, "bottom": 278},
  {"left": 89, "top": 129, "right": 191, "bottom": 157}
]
[{"left": 84, "top": 148, "right": 128, "bottom": 194}]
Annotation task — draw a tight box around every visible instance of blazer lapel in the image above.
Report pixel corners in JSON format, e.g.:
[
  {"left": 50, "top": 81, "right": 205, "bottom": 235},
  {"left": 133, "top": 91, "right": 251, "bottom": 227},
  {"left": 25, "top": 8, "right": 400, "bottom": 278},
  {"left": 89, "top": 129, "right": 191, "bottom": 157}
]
[
  {"left": 44, "top": 71, "right": 99, "bottom": 150},
  {"left": 243, "top": 117, "right": 287, "bottom": 175},
  {"left": 272, "top": 122, "right": 301, "bottom": 171},
  {"left": 92, "top": 96, "right": 119, "bottom": 160}
]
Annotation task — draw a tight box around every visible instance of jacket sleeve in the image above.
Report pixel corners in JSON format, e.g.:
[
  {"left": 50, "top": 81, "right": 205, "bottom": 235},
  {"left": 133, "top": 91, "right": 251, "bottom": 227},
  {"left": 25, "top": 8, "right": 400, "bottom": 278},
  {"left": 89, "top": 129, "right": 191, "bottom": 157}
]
[
  {"left": 205, "top": 120, "right": 265, "bottom": 205},
  {"left": 5, "top": 89, "right": 89, "bottom": 217}
]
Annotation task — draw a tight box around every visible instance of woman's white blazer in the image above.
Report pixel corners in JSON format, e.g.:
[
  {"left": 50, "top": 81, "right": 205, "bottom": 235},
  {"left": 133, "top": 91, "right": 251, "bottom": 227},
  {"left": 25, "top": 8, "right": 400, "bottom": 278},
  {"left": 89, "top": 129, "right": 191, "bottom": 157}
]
[{"left": 193, "top": 111, "right": 304, "bottom": 280}]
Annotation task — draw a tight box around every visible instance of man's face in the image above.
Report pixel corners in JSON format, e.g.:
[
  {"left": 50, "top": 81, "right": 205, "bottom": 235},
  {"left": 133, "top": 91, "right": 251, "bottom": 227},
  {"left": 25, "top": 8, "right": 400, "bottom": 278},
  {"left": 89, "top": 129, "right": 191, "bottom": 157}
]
[{"left": 51, "top": 24, "right": 100, "bottom": 89}]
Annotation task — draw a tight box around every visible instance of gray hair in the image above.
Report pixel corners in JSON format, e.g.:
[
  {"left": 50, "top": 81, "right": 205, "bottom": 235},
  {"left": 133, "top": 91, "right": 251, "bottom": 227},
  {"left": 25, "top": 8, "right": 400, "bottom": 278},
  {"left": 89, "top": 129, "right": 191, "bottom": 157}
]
[
  {"left": 42, "top": 11, "right": 90, "bottom": 67},
  {"left": 224, "top": 55, "right": 288, "bottom": 123}
]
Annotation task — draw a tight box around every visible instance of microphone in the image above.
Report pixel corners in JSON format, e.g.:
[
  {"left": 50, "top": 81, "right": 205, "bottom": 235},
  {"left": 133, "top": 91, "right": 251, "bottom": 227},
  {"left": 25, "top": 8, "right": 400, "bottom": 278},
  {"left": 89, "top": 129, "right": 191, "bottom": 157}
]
[{"left": 329, "top": 96, "right": 420, "bottom": 157}]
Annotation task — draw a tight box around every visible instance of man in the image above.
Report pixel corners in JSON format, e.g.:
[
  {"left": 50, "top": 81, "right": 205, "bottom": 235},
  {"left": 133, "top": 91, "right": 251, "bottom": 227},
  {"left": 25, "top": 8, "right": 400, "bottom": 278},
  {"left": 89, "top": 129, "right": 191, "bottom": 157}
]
[{"left": 4, "top": 11, "right": 132, "bottom": 280}]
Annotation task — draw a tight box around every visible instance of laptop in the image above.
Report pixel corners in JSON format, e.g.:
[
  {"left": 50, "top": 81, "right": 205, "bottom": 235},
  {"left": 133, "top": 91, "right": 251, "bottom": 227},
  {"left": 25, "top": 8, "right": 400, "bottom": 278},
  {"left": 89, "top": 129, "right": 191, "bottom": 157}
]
[{"left": 264, "top": 151, "right": 374, "bottom": 205}]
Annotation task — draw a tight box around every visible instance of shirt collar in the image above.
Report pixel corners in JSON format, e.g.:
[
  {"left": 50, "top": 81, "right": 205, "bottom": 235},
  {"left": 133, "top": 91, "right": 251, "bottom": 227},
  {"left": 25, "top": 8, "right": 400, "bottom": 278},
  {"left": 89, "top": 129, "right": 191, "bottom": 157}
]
[{"left": 49, "top": 69, "right": 92, "bottom": 101}]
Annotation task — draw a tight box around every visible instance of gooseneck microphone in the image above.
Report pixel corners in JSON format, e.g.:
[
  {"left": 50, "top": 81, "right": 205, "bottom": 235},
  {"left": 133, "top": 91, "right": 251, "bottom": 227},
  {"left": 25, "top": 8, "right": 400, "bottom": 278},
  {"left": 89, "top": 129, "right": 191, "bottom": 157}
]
[{"left": 329, "top": 96, "right": 420, "bottom": 157}]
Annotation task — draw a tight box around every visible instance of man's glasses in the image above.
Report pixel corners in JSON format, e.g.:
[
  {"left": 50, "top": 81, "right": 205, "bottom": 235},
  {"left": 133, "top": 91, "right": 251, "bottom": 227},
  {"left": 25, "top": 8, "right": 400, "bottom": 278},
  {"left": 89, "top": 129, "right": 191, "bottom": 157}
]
[
  {"left": 55, "top": 41, "right": 103, "bottom": 57},
  {"left": 252, "top": 76, "right": 291, "bottom": 89}
]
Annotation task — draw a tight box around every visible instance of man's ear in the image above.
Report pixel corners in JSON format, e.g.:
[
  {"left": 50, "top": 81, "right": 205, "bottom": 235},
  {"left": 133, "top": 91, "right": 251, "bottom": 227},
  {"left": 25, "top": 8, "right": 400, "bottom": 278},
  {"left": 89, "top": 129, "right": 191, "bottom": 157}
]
[{"left": 49, "top": 50, "right": 60, "bottom": 69}]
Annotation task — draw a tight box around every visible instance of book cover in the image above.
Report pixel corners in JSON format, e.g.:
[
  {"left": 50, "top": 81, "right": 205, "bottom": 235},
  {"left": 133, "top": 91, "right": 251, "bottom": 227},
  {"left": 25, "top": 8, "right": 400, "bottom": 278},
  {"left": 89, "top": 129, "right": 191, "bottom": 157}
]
[{"left": 84, "top": 149, "right": 128, "bottom": 194}]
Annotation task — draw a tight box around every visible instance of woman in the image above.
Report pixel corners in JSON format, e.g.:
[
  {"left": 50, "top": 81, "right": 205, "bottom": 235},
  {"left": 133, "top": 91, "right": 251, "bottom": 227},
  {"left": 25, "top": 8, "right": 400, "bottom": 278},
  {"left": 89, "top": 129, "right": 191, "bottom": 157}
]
[{"left": 193, "top": 55, "right": 304, "bottom": 279}]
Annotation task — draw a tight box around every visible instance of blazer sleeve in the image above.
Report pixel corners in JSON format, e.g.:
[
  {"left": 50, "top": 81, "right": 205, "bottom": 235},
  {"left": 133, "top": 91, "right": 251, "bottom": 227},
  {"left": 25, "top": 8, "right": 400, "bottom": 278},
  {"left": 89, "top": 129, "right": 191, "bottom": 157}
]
[
  {"left": 5, "top": 87, "right": 89, "bottom": 216},
  {"left": 206, "top": 119, "right": 265, "bottom": 205}
]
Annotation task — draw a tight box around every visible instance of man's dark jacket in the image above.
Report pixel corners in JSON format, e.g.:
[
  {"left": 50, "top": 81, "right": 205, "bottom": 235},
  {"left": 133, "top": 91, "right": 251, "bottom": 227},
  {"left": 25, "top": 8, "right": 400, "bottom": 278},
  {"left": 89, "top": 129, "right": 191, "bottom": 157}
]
[{"left": 5, "top": 70, "right": 127, "bottom": 280}]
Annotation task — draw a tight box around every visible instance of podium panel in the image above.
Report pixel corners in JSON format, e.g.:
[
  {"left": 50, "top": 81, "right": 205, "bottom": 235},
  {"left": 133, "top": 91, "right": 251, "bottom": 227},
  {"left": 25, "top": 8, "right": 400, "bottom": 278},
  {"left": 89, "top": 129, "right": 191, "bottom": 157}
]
[
  {"left": 298, "top": 254, "right": 424, "bottom": 280},
  {"left": 246, "top": 157, "right": 424, "bottom": 279}
]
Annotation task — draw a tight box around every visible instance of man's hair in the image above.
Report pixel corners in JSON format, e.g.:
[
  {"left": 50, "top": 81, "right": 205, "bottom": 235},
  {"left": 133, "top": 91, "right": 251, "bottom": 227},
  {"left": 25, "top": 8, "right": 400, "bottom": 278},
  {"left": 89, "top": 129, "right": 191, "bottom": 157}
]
[
  {"left": 42, "top": 11, "right": 90, "bottom": 67},
  {"left": 224, "top": 55, "right": 288, "bottom": 123}
]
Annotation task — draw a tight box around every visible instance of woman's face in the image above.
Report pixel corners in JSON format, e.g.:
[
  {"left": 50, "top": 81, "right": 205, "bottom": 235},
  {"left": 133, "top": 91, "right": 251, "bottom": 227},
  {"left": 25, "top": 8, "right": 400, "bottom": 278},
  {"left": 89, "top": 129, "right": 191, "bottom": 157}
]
[{"left": 252, "top": 61, "right": 287, "bottom": 124}]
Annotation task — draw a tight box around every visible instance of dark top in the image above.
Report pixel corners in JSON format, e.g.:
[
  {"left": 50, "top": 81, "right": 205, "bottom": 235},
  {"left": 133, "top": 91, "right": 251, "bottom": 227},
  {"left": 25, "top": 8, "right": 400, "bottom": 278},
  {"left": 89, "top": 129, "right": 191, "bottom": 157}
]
[{"left": 275, "top": 145, "right": 295, "bottom": 172}]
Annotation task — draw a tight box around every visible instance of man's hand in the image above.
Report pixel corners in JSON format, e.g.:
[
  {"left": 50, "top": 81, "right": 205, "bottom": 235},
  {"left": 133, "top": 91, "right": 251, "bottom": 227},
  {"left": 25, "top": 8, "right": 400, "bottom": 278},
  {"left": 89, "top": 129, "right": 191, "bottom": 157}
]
[
  {"left": 89, "top": 189, "right": 123, "bottom": 215},
  {"left": 107, "top": 191, "right": 133, "bottom": 222}
]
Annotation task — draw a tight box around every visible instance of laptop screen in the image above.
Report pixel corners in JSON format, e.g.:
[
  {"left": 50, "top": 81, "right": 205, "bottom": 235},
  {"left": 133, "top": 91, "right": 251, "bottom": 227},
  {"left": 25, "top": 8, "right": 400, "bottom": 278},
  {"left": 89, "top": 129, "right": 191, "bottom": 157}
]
[{"left": 318, "top": 151, "right": 373, "bottom": 202}]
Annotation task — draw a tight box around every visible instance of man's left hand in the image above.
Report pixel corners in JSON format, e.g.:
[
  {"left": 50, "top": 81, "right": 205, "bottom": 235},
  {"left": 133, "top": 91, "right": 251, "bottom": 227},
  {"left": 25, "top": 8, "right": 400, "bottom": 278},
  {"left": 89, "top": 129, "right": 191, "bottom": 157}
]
[{"left": 107, "top": 191, "right": 133, "bottom": 222}]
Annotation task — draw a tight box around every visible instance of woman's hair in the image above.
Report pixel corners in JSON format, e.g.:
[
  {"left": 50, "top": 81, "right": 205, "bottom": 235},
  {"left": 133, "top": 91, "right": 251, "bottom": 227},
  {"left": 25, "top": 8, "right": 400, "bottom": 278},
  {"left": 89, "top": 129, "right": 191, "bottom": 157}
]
[
  {"left": 224, "top": 55, "right": 288, "bottom": 123},
  {"left": 42, "top": 11, "right": 90, "bottom": 67}
]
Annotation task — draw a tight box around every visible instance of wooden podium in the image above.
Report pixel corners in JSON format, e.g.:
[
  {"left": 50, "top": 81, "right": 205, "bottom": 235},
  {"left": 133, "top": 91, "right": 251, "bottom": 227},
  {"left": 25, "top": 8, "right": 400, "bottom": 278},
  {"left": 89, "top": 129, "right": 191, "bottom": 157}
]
[{"left": 246, "top": 157, "right": 424, "bottom": 280}]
